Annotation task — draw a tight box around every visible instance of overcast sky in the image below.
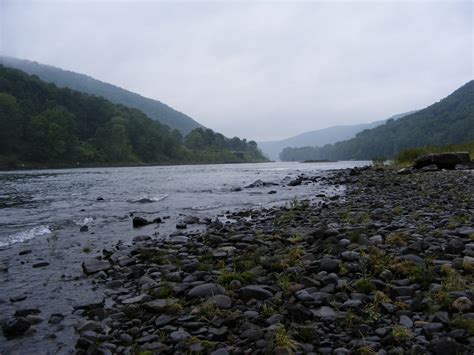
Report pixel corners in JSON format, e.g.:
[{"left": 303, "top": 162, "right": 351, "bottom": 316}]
[{"left": 1, "top": 0, "right": 472, "bottom": 141}]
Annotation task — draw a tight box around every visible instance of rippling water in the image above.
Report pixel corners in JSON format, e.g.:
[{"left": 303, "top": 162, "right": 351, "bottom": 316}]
[{"left": 0, "top": 161, "right": 367, "bottom": 247}]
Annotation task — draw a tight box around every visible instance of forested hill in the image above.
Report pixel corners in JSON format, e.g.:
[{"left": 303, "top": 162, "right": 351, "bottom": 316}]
[
  {"left": 0, "top": 66, "right": 267, "bottom": 169},
  {"left": 280, "top": 81, "right": 474, "bottom": 161},
  {"left": 0, "top": 56, "right": 203, "bottom": 135},
  {"left": 257, "top": 111, "right": 415, "bottom": 161}
]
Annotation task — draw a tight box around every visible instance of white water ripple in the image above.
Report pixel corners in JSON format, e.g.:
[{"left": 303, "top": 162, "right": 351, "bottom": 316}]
[{"left": 0, "top": 225, "right": 52, "bottom": 248}]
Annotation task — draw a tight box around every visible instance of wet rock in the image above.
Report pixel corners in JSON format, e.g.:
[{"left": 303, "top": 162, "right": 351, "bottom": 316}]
[
  {"left": 239, "top": 285, "right": 273, "bottom": 300},
  {"left": 132, "top": 216, "right": 150, "bottom": 228},
  {"left": 176, "top": 222, "right": 187, "bottom": 229},
  {"left": 2, "top": 317, "right": 31, "bottom": 339},
  {"left": 10, "top": 295, "right": 27, "bottom": 303},
  {"left": 133, "top": 235, "right": 151, "bottom": 242},
  {"left": 80, "top": 225, "right": 89, "bottom": 232},
  {"left": 183, "top": 216, "right": 200, "bottom": 224},
  {"left": 32, "top": 261, "right": 49, "bottom": 268},
  {"left": 49, "top": 313, "right": 64, "bottom": 324},
  {"left": 14, "top": 309, "right": 40, "bottom": 317},
  {"left": 82, "top": 259, "right": 111, "bottom": 275}
]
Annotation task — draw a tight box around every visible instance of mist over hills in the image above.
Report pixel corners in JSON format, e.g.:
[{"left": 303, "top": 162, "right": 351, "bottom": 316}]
[
  {"left": 0, "top": 66, "right": 266, "bottom": 168},
  {"left": 280, "top": 81, "right": 474, "bottom": 161},
  {"left": 0, "top": 56, "right": 203, "bottom": 135},
  {"left": 258, "top": 111, "right": 415, "bottom": 161}
]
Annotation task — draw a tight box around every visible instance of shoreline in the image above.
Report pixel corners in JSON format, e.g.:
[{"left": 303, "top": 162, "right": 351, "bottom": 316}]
[
  {"left": 0, "top": 159, "right": 271, "bottom": 173},
  {"left": 69, "top": 166, "right": 474, "bottom": 354},
  {"left": 2, "top": 166, "right": 474, "bottom": 354}
]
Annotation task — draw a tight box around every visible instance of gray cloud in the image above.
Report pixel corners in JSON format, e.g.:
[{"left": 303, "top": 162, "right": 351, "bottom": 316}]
[{"left": 1, "top": 0, "right": 472, "bottom": 140}]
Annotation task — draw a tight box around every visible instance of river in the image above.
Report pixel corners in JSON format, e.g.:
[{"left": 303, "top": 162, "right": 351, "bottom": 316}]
[{"left": 0, "top": 161, "right": 367, "bottom": 354}]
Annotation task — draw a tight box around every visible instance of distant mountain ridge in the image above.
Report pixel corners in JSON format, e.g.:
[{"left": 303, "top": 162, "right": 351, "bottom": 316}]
[
  {"left": 280, "top": 80, "right": 474, "bottom": 161},
  {"left": 0, "top": 56, "right": 204, "bottom": 135},
  {"left": 258, "top": 111, "right": 415, "bottom": 160}
]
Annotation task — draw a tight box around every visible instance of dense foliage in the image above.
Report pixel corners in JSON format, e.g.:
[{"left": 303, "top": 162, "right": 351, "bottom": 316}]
[
  {"left": 0, "top": 56, "right": 203, "bottom": 135},
  {"left": 280, "top": 81, "right": 474, "bottom": 161},
  {"left": 0, "top": 66, "right": 266, "bottom": 168},
  {"left": 395, "top": 140, "right": 474, "bottom": 165}
]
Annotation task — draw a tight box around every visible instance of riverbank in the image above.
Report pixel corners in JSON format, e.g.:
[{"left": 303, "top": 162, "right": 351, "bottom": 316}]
[
  {"left": 64, "top": 166, "right": 474, "bottom": 354},
  {"left": 2, "top": 165, "right": 474, "bottom": 354}
]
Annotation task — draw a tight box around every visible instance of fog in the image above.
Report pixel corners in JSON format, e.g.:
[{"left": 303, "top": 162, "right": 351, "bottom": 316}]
[{"left": 1, "top": 0, "right": 472, "bottom": 140}]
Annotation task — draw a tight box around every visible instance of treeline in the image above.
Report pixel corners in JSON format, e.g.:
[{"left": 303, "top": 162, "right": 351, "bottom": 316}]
[
  {"left": 280, "top": 80, "right": 474, "bottom": 161},
  {"left": 0, "top": 66, "right": 266, "bottom": 168}
]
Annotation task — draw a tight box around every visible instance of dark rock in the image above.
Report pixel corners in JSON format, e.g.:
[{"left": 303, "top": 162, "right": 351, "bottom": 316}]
[
  {"left": 285, "top": 304, "right": 313, "bottom": 322},
  {"left": 132, "top": 217, "right": 150, "bottom": 228},
  {"left": 447, "top": 238, "right": 465, "bottom": 254},
  {"left": 288, "top": 178, "right": 302, "bottom": 186},
  {"left": 413, "top": 152, "right": 470, "bottom": 170},
  {"left": 14, "top": 309, "right": 40, "bottom": 317},
  {"left": 133, "top": 235, "right": 151, "bottom": 242},
  {"left": 176, "top": 222, "right": 187, "bottom": 229},
  {"left": 32, "top": 262, "right": 49, "bottom": 268},
  {"left": 2, "top": 317, "right": 30, "bottom": 339},
  {"left": 429, "top": 337, "right": 465, "bottom": 355},
  {"left": 183, "top": 216, "right": 199, "bottom": 224},
  {"left": 18, "top": 250, "right": 32, "bottom": 256},
  {"left": 80, "top": 225, "right": 89, "bottom": 232},
  {"left": 320, "top": 258, "right": 340, "bottom": 272},
  {"left": 245, "top": 180, "right": 278, "bottom": 188},
  {"left": 239, "top": 285, "right": 273, "bottom": 300},
  {"left": 10, "top": 295, "right": 27, "bottom": 303},
  {"left": 188, "top": 283, "right": 226, "bottom": 299},
  {"left": 96, "top": 197, "right": 104, "bottom": 201}
]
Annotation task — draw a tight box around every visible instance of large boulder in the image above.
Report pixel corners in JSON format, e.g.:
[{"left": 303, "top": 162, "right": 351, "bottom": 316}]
[{"left": 413, "top": 152, "right": 470, "bottom": 170}]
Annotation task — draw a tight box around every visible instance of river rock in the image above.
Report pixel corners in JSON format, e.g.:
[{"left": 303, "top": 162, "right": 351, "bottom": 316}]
[
  {"left": 188, "top": 283, "right": 226, "bottom": 299},
  {"left": 239, "top": 285, "right": 273, "bottom": 300},
  {"left": 2, "top": 317, "right": 31, "bottom": 339},
  {"left": 132, "top": 217, "right": 150, "bottom": 228},
  {"left": 452, "top": 297, "right": 472, "bottom": 312},
  {"left": 82, "top": 259, "right": 111, "bottom": 275}
]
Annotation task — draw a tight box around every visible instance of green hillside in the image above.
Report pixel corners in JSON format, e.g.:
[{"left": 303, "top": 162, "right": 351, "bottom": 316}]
[
  {"left": 280, "top": 81, "right": 474, "bottom": 161},
  {"left": 0, "top": 56, "right": 203, "bottom": 135},
  {"left": 0, "top": 66, "right": 266, "bottom": 169}
]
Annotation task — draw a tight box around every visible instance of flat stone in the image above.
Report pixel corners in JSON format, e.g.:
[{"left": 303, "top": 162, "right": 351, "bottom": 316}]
[
  {"left": 122, "top": 294, "right": 152, "bottom": 304},
  {"left": 239, "top": 285, "right": 273, "bottom": 301},
  {"left": 170, "top": 330, "right": 190, "bottom": 343},
  {"left": 144, "top": 298, "right": 179, "bottom": 311},
  {"left": 188, "top": 283, "right": 226, "bottom": 299},
  {"left": 312, "top": 306, "right": 340, "bottom": 319},
  {"left": 82, "top": 259, "right": 111, "bottom": 275}
]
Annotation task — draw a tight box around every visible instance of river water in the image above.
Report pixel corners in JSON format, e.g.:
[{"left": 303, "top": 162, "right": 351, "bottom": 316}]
[{"left": 0, "top": 161, "right": 367, "bottom": 354}]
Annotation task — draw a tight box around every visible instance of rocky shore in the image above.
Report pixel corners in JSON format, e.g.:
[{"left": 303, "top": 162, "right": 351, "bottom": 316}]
[{"left": 5, "top": 166, "right": 474, "bottom": 354}]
